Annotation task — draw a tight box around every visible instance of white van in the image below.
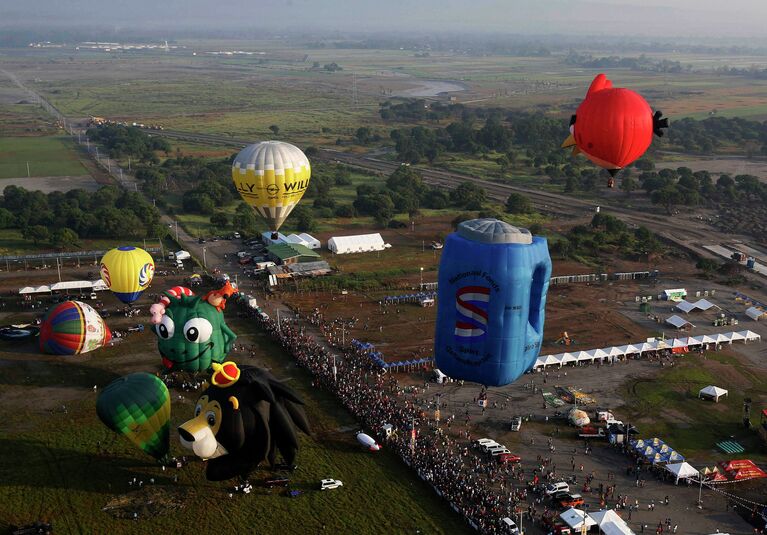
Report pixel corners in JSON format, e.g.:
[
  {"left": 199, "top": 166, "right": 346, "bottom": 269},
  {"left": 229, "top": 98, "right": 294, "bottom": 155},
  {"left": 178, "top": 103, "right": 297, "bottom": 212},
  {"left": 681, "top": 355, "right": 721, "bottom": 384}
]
[
  {"left": 175, "top": 260, "right": 184, "bottom": 269},
  {"left": 487, "top": 446, "right": 511, "bottom": 457},
  {"left": 433, "top": 368, "right": 447, "bottom": 384},
  {"left": 474, "top": 438, "right": 497, "bottom": 450},
  {"left": 480, "top": 441, "right": 502, "bottom": 453},
  {"left": 544, "top": 482, "right": 570, "bottom": 496},
  {"left": 501, "top": 517, "right": 520, "bottom": 534}
]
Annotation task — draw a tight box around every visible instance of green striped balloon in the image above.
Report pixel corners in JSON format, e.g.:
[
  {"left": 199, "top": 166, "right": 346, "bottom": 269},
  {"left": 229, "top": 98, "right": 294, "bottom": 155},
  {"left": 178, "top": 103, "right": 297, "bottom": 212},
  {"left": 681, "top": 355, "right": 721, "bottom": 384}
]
[{"left": 96, "top": 373, "right": 170, "bottom": 460}]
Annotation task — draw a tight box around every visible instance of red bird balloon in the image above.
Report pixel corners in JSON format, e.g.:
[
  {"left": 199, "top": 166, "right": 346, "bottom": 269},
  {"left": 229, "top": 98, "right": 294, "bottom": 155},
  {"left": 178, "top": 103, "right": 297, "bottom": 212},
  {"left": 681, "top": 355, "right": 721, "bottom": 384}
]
[{"left": 563, "top": 74, "right": 669, "bottom": 182}]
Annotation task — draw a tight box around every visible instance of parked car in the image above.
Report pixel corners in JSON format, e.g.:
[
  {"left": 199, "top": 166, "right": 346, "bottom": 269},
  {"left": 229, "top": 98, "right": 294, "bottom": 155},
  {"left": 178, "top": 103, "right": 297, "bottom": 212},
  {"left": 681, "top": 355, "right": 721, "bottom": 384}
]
[
  {"left": 510, "top": 416, "right": 522, "bottom": 432},
  {"left": 500, "top": 517, "right": 519, "bottom": 534},
  {"left": 319, "top": 479, "right": 343, "bottom": 490},
  {"left": 544, "top": 482, "right": 570, "bottom": 496},
  {"left": 496, "top": 452, "right": 521, "bottom": 464},
  {"left": 558, "top": 493, "right": 584, "bottom": 508},
  {"left": 473, "top": 438, "right": 497, "bottom": 449},
  {"left": 264, "top": 477, "right": 290, "bottom": 488}
]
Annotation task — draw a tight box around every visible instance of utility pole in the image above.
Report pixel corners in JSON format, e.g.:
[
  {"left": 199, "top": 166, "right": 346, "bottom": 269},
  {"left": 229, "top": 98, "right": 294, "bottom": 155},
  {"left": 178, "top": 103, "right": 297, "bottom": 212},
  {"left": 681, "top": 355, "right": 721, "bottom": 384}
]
[
  {"left": 175, "top": 220, "right": 179, "bottom": 242},
  {"left": 202, "top": 247, "right": 207, "bottom": 269},
  {"left": 26, "top": 162, "right": 30, "bottom": 177}
]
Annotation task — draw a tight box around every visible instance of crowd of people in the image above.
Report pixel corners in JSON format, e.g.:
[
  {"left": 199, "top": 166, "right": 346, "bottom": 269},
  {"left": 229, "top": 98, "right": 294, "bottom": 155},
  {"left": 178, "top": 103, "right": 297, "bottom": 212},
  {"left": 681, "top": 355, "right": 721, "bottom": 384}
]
[{"left": 247, "top": 305, "right": 534, "bottom": 534}]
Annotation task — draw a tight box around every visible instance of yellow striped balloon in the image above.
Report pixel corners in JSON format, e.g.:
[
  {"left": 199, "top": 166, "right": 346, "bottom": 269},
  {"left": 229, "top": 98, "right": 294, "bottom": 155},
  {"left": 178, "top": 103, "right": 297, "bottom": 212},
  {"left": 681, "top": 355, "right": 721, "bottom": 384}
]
[
  {"left": 100, "top": 246, "right": 155, "bottom": 304},
  {"left": 232, "top": 141, "right": 311, "bottom": 233}
]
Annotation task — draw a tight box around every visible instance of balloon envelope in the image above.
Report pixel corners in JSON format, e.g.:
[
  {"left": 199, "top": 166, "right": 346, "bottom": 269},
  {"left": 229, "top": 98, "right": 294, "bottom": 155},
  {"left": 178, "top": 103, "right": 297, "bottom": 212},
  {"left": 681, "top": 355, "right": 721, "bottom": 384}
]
[
  {"left": 232, "top": 141, "right": 311, "bottom": 233},
  {"left": 567, "top": 73, "right": 655, "bottom": 171},
  {"left": 100, "top": 246, "right": 155, "bottom": 304},
  {"left": 434, "top": 219, "right": 551, "bottom": 387},
  {"left": 96, "top": 373, "right": 170, "bottom": 460},
  {"left": 39, "top": 300, "right": 112, "bottom": 355}
]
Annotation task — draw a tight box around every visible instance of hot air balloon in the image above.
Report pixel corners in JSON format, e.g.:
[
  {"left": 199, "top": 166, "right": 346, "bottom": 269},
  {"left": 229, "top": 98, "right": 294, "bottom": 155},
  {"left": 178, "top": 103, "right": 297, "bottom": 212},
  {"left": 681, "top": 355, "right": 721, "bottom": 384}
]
[
  {"left": 434, "top": 219, "right": 551, "bottom": 387},
  {"left": 562, "top": 73, "right": 669, "bottom": 184},
  {"left": 232, "top": 141, "right": 311, "bottom": 238},
  {"left": 97, "top": 373, "right": 170, "bottom": 460},
  {"left": 100, "top": 246, "right": 155, "bottom": 304},
  {"left": 39, "top": 300, "right": 112, "bottom": 355}
]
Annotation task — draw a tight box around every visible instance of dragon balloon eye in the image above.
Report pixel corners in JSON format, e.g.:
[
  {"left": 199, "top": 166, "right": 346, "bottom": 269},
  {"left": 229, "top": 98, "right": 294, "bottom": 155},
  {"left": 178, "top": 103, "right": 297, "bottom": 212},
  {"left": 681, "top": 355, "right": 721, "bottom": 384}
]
[
  {"left": 183, "top": 318, "right": 213, "bottom": 343},
  {"left": 158, "top": 315, "right": 174, "bottom": 339}
]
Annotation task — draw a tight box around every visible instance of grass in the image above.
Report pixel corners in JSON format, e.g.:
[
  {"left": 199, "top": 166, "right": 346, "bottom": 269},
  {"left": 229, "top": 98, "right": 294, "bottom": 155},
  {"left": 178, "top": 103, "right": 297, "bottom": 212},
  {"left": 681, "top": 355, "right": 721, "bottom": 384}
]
[
  {"left": 0, "top": 136, "right": 88, "bottom": 179},
  {"left": 620, "top": 352, "right": 767, "bottom": 463},
  {"left": 0, "top": 309, "right": 469, "bottom": 534}
]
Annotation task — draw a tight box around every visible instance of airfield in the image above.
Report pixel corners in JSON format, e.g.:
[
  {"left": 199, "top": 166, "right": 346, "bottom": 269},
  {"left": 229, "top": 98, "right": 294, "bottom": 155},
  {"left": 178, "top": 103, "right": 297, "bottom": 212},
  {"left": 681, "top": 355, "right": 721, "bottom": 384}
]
[{"left": 1, "top": 36, "right": 767, "bottom": 534}]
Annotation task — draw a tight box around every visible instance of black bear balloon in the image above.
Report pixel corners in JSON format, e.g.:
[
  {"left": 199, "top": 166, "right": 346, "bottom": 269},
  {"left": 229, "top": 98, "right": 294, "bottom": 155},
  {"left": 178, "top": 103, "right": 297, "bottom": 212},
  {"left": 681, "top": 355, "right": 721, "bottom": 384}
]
[{"left": 178, "top": 362, "right": 311, "bottom": 481}]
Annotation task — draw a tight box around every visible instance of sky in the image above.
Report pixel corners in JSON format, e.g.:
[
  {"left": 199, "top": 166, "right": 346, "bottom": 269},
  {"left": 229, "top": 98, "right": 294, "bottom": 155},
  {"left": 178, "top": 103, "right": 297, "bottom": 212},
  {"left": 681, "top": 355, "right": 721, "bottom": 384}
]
[{"left": 4, "top": 0, "right": 767, "bottom": 39}]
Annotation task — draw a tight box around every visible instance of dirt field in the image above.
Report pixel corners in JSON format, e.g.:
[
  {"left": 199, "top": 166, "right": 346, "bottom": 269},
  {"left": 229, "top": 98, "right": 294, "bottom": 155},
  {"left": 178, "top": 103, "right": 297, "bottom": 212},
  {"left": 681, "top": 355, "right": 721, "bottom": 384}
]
[
  {"left": 0, "top": 174, "right": 100, "bottom": 193},
  {"left": 658, "top": 156, "right": 767, "bottom": 181}
]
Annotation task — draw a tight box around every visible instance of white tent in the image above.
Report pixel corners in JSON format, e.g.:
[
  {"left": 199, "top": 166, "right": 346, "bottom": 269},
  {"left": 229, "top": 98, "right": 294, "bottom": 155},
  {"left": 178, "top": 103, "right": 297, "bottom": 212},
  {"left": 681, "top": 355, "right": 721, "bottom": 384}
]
[
  {"left": 587, "top": 348, "right": 609, "bottom": 360},
  {"left": 298, "top": 233, "right": 321, "bottom": 249},
  {"left": 50, "top": 280, "right": 96, "bottom": 291},
  {"left": 588, "top": 509, "right": 635, "bottom": 535},
  {"left": 560, "top": 508, "right": 597, "bottom": 529},
  {"left": 636, "top": 342, "right": 656, "bottom": 353},
  {"left": 175, "top": 250, "right": 191, "bottom": 260},
  {"left": 603, "top": 347, "right": 624, "bottom": 358},
  {"left": 285, "top": 233, "right": 309, "bottom": 247},
  {"left": 745, "top": 307, "right": 766, "bottom": 321},
  {"left": 729, "top": 331, "right": 746, "bottom": 342},
  {"left": 671, "top": 338, "right": 689, "bottom": 348},
  {"left": 665, "top": 315, "right": 694, "bottom": 329},
  {"left": 327, "top": 233, "right": 387, "bottom": 254},
  {"left": 664, "top": 462, "right": 699, "bottom": 484},
  {"left": 700, "top": 334, "right": 717, "bottom": 344},
  {"left": 699, "top": 385, "right": 728, "bottom": 402},
  {"left": 736, "top": 330, "right": 761, "bottom": 341},
  {"left": 539, "top": 354, "right": 560, "bottom": 368},
  {"left": 616, "top": 344, "right": 640, "bottom": 355},
  {"left": 676, "top": 299, "right": 717, "bottom": 314},
  {"left": 19, "top": 286, "right": 51, "bottom": 294},
  {"left": 558, "top": 352, "right": 578, "bottom": 364},
  {"left": 92, "top": 279, "right": 108, "bottom": 291},
  {"left": 574, "top": 350, "right": 594, "bottom": 362},
  {"left": 712, "top": 333, "right": 731, "bottom": 343},
  {"left": 680, "top": 336, "right": 702, "bottom": 347}
]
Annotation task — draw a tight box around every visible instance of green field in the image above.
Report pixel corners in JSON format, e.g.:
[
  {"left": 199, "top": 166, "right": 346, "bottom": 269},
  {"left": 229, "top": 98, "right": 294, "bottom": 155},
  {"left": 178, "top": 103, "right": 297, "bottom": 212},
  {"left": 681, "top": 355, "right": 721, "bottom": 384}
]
[
  {"left": 0, "top": 136, "right": 88, "bottom": 179},
  {"left": 621, "top": 352, "right": 767, "bottom": 463},
  {"left": 0, "top": 313, "right": 469, "bottom": 534}
]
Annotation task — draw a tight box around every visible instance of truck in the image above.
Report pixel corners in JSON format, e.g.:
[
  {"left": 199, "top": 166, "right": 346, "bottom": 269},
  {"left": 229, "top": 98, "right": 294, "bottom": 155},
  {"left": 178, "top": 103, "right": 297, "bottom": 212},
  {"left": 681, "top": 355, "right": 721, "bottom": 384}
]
[{"left": 578, "top": 425, "right": 606, "bottom": 438}]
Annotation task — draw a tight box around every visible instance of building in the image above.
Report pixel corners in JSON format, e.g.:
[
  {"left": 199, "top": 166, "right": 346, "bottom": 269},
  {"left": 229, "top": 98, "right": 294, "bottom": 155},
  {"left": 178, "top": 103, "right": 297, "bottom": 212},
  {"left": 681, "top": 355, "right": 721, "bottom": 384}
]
[
  {"left": 266, "top": 243, "right": 321, "bottom": 265},
  {"left": 327, "top": 233, "right": 388, "bottom": 254},
  {"left": 662, "top": 288, "right": 687, "bottom": 302}
]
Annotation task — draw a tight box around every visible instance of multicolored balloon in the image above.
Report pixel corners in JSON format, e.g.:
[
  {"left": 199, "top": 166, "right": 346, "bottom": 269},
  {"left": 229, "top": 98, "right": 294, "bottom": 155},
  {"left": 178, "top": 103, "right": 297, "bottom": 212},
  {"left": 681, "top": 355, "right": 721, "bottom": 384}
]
[
  {"left": 96, "top": 373, "right": 170, "bottom": 460},
  {"left": 39, "top": 300, "right": 112, "bottom": 355},
  {"left": 100, "top": 246, "right": 155, "bottom": 304},
  {"left": 232, "top": 141, "right": 311, "bottom": 235}
]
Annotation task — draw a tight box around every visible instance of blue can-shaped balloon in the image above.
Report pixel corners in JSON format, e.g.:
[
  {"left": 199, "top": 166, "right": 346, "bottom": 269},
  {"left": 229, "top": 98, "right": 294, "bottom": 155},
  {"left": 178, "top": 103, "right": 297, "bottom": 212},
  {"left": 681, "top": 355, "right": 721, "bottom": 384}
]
[{"left": 434, "top": 219, "right": 551, "bottom": 386}]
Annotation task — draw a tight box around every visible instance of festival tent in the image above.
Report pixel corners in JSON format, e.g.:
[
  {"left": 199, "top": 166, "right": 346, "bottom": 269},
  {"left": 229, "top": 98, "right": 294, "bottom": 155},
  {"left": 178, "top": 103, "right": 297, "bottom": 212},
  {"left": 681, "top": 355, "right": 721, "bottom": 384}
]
[
  {"left": 745, "top": 307, "right": 766, "bottom": 321},
  {"left": 558, "top": 352, "right": 578, "bottom": 365},
  {"left": 327, "top": 233, "right": 387, "bottom": 254},
  {"left": 699, "top": 334, "right": 717, "bottom": 344},
  {"left": 665, "top": 315, "right": 694, "bottom": 329},
  {"left": 667, "top": 451, "right": 685, "bottom": 462},
  {"left": 19, "top": 285, "right": 51, "bottom": 294},
  {"left": 298, "top": 233, "right": 321, "bottom": 249},
  {"left": 664, "top": 462, "right": 699, "bottom": 484},
  {"left": 636, "top": 342, "right": 656, "bottom": 353},
  {"left": 671, "top": 338, "right": 689, "bottom": 348},
  {"left": 588, "top": 509, "right": 635, "bottom": 535},
  {"left": 603, "top": 347, "right": 625, "bottom": 358},
  {"left": 728, "top": 331, "right": 746, "bottom": 342},
  {"left": 574, "top": 350, "right": 594, "bottom": 363},
  {"left": 560, "top": 508, "right": 596, "bottom": 530},
  {"left": 680, "top": 336, "right": 702, "bottom": 347},
  {"left": 737, "top": 330, "right": 761, "bottom": 341},
  {"left": 616, "top": 344, "right": 640, "bottom": 355},
  {"left": 676, "top": 299, "right": 717, "bottom": 314},
  {"left": 712, "top": 333, "right": 731, "bottom": 344},
  {"left": 649, "top": 437, "right": 664, "bottom": 447},
  {"left": 587, "top": 348, "right": 609, "bottom": 361},
  {"left": 539, "top": 354, "right": 560, "bottom": 368}
]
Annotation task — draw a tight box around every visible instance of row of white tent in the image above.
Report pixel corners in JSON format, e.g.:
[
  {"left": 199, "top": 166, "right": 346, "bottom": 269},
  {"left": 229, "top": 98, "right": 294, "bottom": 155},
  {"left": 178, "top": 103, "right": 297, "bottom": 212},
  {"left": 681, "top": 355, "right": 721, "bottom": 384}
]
[
  {"left": 534, "top": 330, "right": 761, "bottom": 369},
  {"left": 19, "top": 280, "right": 108, "bottom": 294}
]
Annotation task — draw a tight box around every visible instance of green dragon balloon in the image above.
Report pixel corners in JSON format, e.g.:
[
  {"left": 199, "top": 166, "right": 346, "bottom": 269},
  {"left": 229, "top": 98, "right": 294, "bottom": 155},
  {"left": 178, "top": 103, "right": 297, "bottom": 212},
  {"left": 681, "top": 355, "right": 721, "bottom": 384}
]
[{"left": 152, "top": 284, "right": 237, "bottom": 372}]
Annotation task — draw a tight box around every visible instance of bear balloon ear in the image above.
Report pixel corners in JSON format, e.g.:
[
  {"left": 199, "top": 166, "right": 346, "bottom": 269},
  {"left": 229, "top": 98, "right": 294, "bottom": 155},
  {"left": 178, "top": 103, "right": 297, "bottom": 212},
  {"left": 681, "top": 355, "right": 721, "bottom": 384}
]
[{"left": 229, "top": 396, "right": 239, "bottom": 411}]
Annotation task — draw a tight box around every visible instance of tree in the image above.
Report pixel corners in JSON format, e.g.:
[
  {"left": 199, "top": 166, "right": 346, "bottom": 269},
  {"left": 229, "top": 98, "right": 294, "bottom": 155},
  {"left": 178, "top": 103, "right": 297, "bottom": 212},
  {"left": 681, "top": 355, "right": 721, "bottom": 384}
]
[
  {"left": 450, "top": 182, "right": 486, "bottom": 210},
  {"left": 52, "top": 227, "right": 79, "bottom": 248},
  {"left": 620, "top": 175, "right": 638, "bottom": 196},
  {"left": 564, "top": 176, "right": 578, "bottom": 193},
  {"left": 355, "top": 127, "right": 372, "bottom": 145},
  {"left": 292, "top": 206, "right": 316, "bottom": 232},
  {"left": 505, "top": 193, "right": 532, "bottom": 214},
  {"left": 696, "top": 258, "right": 719, "bottom": 275},
  {"left": 650, "top": 185, "right": 679, "bottom": 215},
  {"left": 210, "top": 212, "right": 229, "bottom": 229},
  {"left": 269, "top": 125, "right": 280, "bottom": 136},
  {"left": 497, "top": 155, "right": 511, "bottom": 175},
  {"left": 23, "top": 225, "right": 50, "bottom": 245}
]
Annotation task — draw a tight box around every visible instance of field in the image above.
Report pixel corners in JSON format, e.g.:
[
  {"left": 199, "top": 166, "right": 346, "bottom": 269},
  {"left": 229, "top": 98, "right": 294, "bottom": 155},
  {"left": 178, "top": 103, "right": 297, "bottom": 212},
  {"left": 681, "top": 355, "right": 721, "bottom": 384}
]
[
  {"left": 0, "top": 270, "right": 469, "bottom": 534},
  {"left": 0, "top": 136, "right": 88, "bottom": 179}
]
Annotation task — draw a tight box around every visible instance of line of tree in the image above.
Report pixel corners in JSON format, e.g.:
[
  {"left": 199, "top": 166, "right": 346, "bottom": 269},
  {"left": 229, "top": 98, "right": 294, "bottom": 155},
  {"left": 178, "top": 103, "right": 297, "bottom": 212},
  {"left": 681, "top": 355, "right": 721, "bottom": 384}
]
[
  {"left": 563, "top": 51, "right": 688, "bottom": 73},
  {"left": 0, "top": 185, "right": 164, "bottom": 247},
  {"left": 667, "top": 116, "right": 767, "bottom": 156},
  {"left": 86, "top": 124, "right": 171, "bottom": 163}
]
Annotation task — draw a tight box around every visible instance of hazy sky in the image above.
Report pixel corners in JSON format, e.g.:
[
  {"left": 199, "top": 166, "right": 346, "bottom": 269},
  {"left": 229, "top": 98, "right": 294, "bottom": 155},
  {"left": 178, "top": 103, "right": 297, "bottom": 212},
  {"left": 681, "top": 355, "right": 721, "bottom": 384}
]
[{"left": 4, "top": 0, "right": 767, "bottom": 39}]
